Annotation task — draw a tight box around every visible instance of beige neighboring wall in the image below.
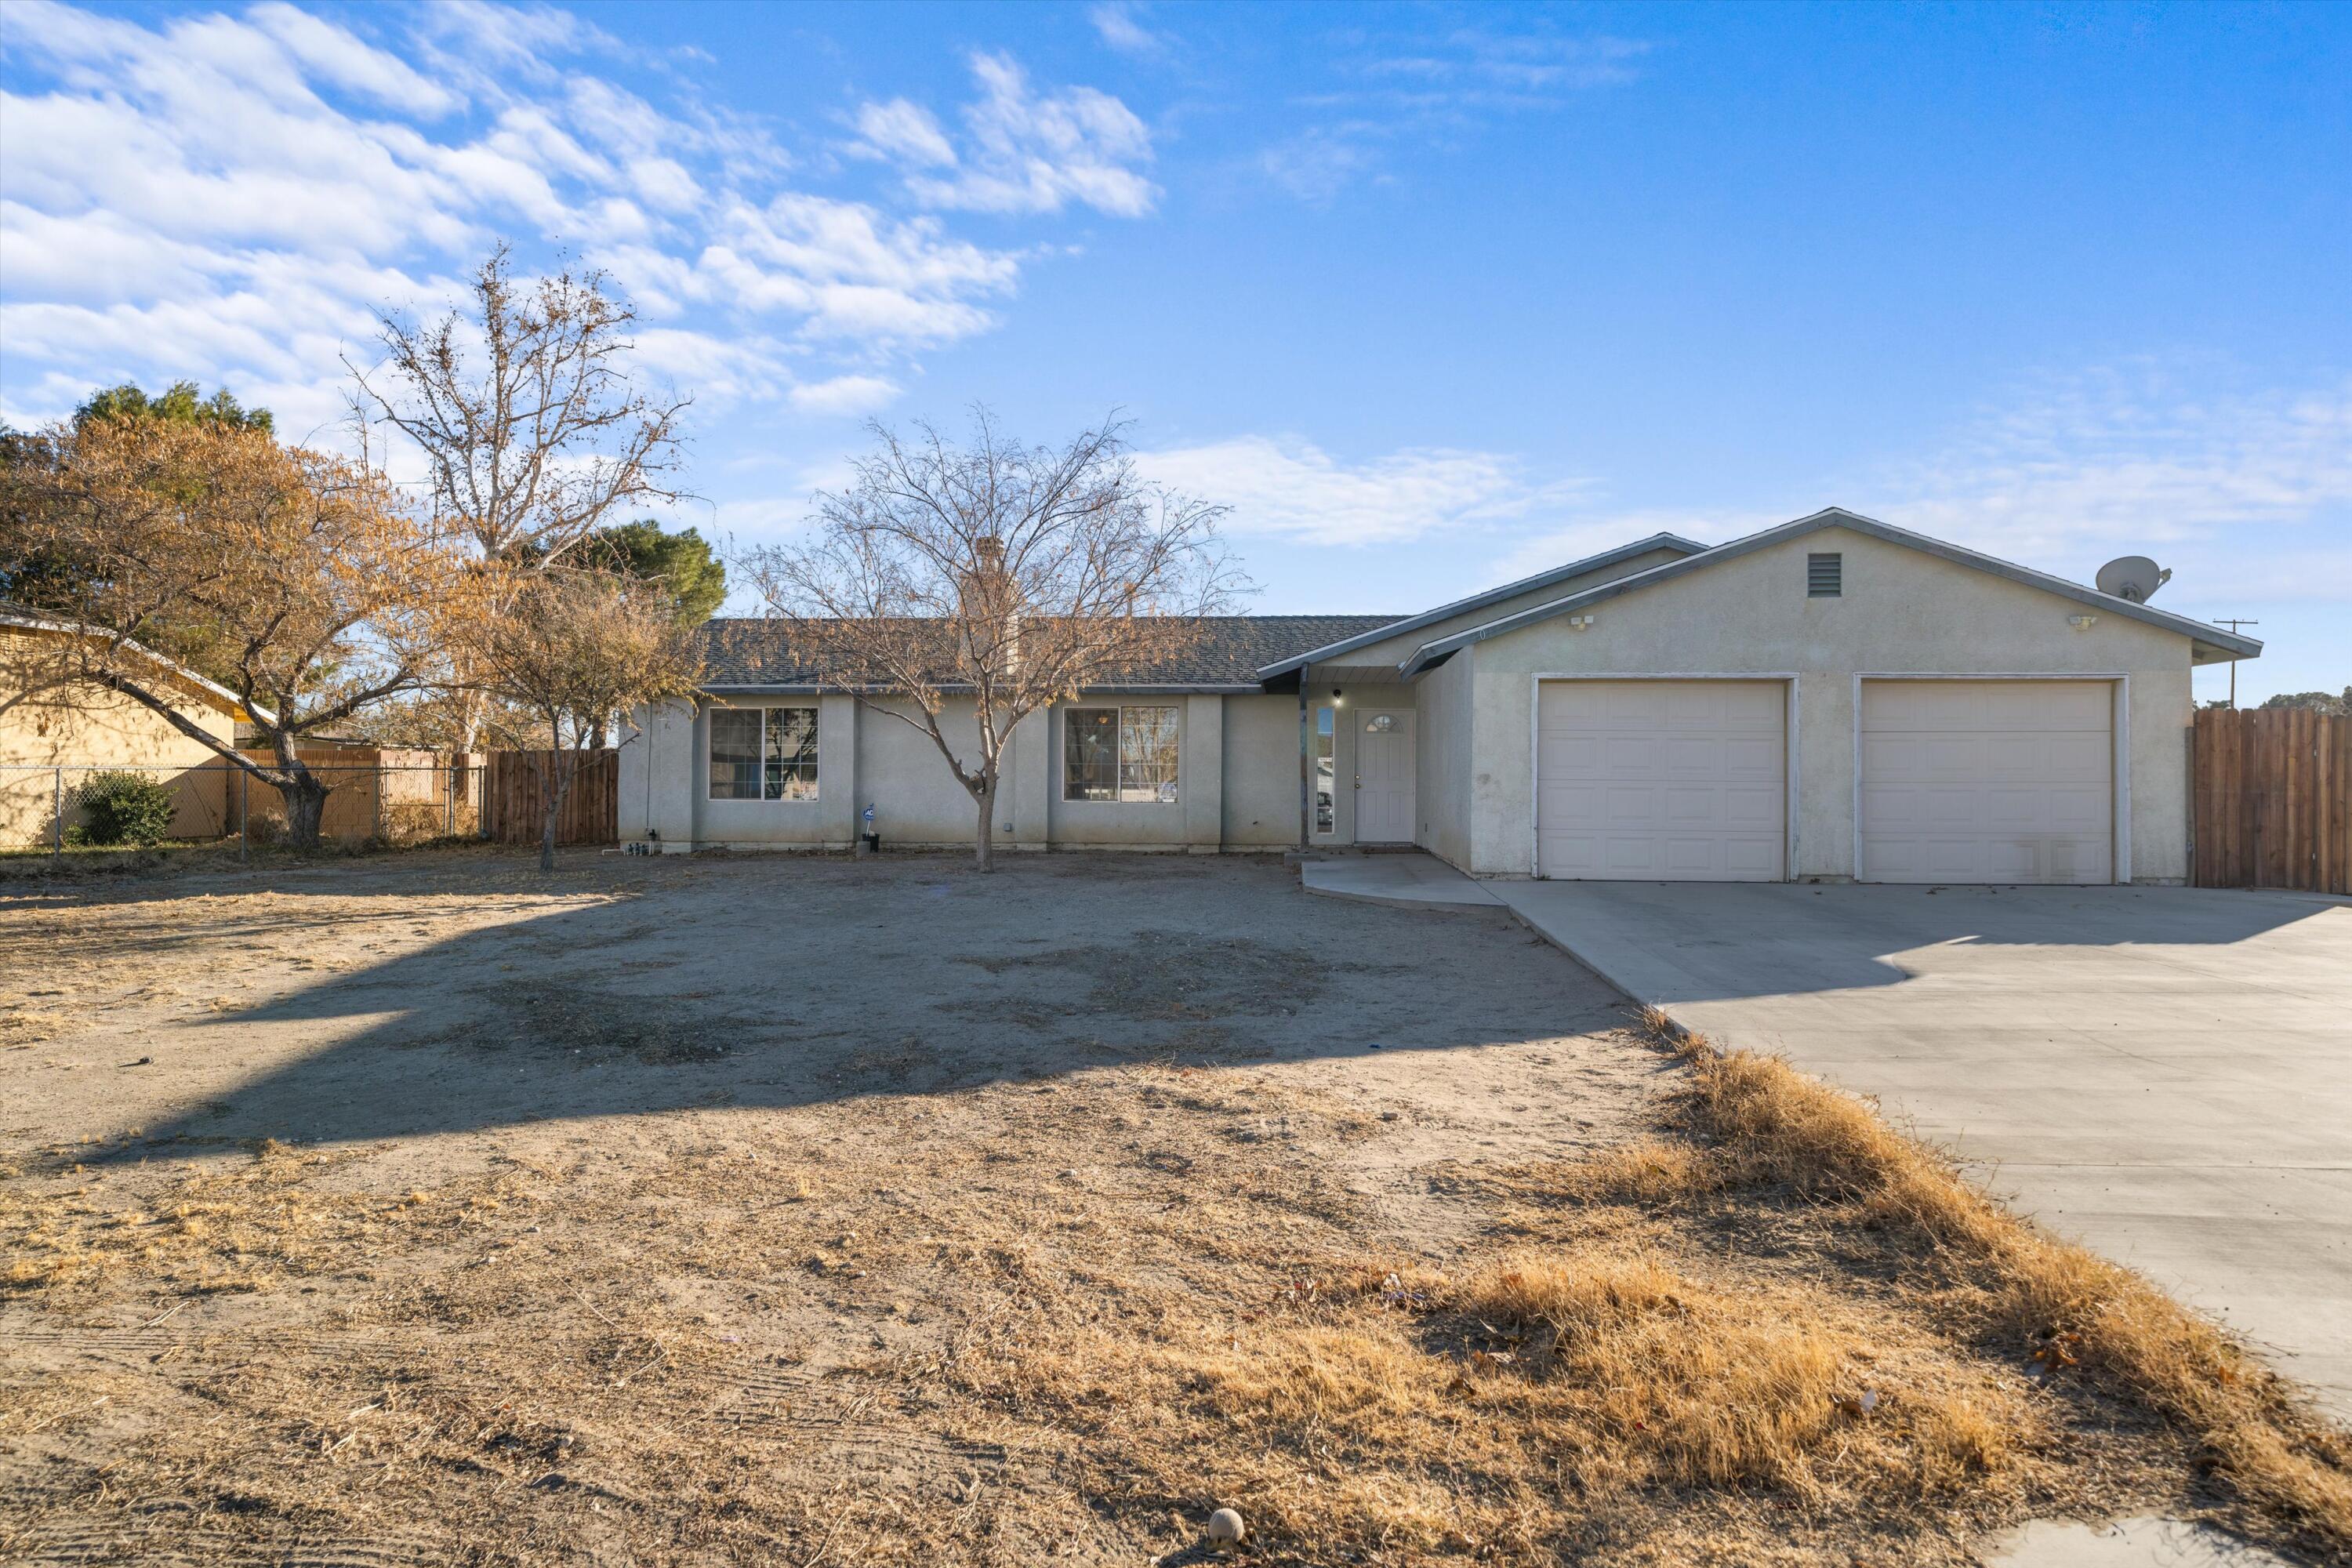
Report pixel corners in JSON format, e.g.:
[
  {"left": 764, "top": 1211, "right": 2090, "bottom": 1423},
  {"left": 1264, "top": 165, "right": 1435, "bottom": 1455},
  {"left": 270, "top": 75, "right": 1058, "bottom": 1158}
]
[
  {"left": 1450, "top": 524, "right": 2201, "bottom": 882},
  {"left": 2, "top": 625, "right": 243, "bottom": 844}
]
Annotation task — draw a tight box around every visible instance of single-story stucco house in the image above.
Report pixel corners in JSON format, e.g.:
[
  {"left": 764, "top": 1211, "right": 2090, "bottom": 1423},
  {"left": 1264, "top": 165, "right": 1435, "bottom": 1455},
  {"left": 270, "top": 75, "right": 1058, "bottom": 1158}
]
[
  {"left": 621, "top": 507, "right": 2262, "bottom": 884},
  {"left": 2, "top": 603, "right": 255, "bottom": 844}
]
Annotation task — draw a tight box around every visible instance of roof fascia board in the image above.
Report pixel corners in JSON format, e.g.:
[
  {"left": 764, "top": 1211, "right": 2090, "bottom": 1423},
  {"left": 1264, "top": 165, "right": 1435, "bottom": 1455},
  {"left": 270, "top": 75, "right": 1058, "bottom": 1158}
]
[
  {"left": 1252, "top": 532, "right": 1710, "bottom": 680},
  {"left": 1395, "top": 508, "right": 2264, "bottom": 677}
]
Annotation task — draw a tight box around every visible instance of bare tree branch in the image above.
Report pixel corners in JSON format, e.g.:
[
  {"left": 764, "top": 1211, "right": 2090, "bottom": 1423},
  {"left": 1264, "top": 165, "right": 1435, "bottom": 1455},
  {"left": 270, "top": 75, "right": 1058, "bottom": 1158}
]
[{"left": 744, "top": 409, "right": 1247, "bottom": 870}]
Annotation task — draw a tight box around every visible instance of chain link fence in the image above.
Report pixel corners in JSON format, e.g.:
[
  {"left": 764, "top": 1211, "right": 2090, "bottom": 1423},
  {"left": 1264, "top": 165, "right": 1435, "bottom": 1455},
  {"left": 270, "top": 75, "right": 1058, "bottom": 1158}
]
[{"left": 1, "top": 757, "right": 489, "bottom": 858}]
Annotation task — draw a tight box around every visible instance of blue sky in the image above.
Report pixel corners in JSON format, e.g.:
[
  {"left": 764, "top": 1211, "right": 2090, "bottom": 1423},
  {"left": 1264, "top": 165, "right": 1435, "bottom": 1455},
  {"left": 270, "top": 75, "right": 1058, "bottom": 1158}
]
[{"left": 2, "top": 1, "right": 2344, "bottom": 701}]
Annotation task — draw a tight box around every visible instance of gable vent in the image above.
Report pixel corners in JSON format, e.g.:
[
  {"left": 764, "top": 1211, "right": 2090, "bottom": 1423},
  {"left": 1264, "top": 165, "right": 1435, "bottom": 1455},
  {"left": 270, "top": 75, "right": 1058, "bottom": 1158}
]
[{"left": 1808, "top": 553, "right": 1842, "bottom": 597}]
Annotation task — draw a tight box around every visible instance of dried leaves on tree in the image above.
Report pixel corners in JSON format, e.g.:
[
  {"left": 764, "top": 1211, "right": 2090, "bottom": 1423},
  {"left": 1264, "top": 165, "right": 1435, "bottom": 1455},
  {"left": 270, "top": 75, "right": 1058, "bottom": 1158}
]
[
  {"left": 468, "top": 567, "right": 703, "bottom": 869},
  {"left": 0, "top": 414, "right": 477, "bottom": 846}
]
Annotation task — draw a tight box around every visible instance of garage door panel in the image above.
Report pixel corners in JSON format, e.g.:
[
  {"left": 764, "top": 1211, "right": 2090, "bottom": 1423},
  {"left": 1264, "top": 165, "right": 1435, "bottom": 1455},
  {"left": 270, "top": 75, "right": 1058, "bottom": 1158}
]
[
  {"left": 1860, "top": 735, "right": 1921, "bottom": 779},
  {"left": 1725, "top": 786, "right": 1780, "bottom": 829},
  {"left": 1538, "top": 681, "right": 1785, "bottom": 881},
  {"left": 1723, "top": 735, "right": 1777, "bottom": 775},
  {"left": 1860, "top": 680, "right": 2113, "bottom": 885},
  {"left": 1605, "top": 786, "right": 1658, "bottom": 826},
  {"left": 2049, "top": 788, "right": 2108, "bottom": 832},
  {"left": 1663, "top": 737, "right": 1717, "bottom": 775}
]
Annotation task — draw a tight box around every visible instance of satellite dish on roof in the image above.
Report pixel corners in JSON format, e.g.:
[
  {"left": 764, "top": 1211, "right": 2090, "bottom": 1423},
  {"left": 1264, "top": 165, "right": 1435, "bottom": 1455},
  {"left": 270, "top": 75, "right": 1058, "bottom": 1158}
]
[{"left": 2096, "top": 556, "right": 2172, "bottom": 604}]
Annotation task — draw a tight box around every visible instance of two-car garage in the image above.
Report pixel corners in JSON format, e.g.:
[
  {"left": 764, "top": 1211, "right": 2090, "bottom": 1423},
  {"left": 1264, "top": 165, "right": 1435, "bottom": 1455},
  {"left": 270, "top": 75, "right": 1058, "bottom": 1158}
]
[{"left": 1534, "top": 677, "right": 2118, "bottom": 885}]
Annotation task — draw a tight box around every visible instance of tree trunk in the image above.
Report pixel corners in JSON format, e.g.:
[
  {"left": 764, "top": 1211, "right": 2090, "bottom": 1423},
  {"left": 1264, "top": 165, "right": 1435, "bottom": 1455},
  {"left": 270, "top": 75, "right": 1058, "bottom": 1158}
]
[
  {"left": 279, "top": 770, "right": 330, "bottom": 851},
  {"left": 539, "top": 729, "right": 568, "bottom": 873},
  {"left": 974, "top": 772, "right": 998, "bottom": 873}
]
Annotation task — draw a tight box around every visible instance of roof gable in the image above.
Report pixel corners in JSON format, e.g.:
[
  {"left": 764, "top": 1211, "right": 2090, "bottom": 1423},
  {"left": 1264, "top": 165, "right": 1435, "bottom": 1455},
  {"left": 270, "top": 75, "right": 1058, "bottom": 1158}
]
[
  {"left": 1251, "top": 532, "right": 1709, "bottom": 680},
  {"left": 1396, "top": 507, "right": 2265, "bottom": 676}
]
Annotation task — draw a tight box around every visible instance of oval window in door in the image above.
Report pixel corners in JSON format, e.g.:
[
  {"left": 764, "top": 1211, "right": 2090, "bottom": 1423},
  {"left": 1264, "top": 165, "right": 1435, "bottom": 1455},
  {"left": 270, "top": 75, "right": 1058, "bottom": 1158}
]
[{"left": 1365, "top": 713, "right": 1396, "bottom": 732}]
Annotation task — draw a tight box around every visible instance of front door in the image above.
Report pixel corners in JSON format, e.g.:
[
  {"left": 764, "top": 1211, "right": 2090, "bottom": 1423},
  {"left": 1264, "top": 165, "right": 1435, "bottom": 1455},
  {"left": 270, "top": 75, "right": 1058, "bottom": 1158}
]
[{"left": 1356, "top": 710, "right": 1417, "bottom": 843}]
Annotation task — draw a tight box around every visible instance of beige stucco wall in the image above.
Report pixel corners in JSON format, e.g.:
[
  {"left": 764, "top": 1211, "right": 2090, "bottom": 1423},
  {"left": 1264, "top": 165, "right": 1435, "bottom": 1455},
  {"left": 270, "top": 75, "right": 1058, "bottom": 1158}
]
[
  {"left": 1448, "top": 524, "right": 2198, "bottom": 882},
  {"left": 1220, "top": 694, "right": 1303, "bottom": 847},
  {"left": 1414, "top": 645, "right": 1475, "bottom": 867},
  {"left": 2, "top": 626, "right": 241, "bottom": 845},
  {"left": 623, "top": 689, "right": 1299, "bottom": 853}
]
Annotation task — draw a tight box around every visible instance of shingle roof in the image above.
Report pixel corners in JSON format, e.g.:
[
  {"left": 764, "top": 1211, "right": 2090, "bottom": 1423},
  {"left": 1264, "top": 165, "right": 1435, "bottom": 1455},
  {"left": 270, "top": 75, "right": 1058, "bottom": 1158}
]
[{"left": 699, "top": 615, "right": 1405, "bottom": 691}]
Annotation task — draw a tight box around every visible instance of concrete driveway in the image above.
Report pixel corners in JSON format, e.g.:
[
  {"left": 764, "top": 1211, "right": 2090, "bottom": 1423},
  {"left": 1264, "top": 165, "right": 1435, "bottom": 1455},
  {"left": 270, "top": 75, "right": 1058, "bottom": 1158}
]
[
  {"left": 1488, "top": 879, "right": 2352, "bottom": 1417},
  {"left": 1305, "top": 858, "right": 2352, "bottom": 1417}
]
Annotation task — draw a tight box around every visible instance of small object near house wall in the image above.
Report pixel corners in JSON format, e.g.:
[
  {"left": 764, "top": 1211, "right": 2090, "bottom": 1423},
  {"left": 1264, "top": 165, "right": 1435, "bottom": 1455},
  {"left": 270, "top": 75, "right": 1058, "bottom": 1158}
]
[{"left": 1449, "top": 525, "right": 2197, "bottom": 882}]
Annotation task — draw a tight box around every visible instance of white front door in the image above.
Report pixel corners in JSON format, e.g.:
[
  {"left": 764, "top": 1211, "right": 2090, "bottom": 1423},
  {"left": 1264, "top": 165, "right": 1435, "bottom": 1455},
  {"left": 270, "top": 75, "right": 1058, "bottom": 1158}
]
[
  {"left": 1859, "top": 680, "right": 2114, "bottom": 884},
  {"left": 1537, "top": 680, "right": 1786, "bottom": 880},
  {"left": 1356, "top": 710, "right": 1416, "bottom": 843}
]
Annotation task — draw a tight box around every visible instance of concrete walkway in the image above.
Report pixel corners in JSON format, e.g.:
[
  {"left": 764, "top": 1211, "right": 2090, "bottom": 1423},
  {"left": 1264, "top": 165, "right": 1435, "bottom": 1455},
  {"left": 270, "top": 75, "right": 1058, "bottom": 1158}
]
[
  {"left": 1482, "top": 877, "right": 2352, "bottom": 1421},
  {"left": 1300, "top": 853, "right": 1502, "bottom": 908}
]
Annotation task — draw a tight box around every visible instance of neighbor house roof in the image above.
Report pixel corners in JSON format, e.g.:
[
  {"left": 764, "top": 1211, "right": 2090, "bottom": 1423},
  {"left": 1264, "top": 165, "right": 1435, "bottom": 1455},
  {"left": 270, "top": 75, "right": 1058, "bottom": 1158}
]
[
  {"left": 0, "top": 602, "right": 266, "bottom": 721},
  {"left": 1250, "top": 532, "right": 1711, "bottom": 680},
  {"left": 1394, "top": 507, "right": 2267, "bottom": 677},
  {"left": 699, "top": 615, "right": 1405, "bottom": 694}
]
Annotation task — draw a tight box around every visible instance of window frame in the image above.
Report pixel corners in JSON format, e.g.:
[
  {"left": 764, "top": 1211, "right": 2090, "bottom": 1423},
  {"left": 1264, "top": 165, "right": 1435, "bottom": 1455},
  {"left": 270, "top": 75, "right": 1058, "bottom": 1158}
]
[
  {"left": 1312, "top": 706, "right": 1337, "bottom": 837},
  {"left": 1062, "top": 703, "right": 1181, "bottom": 804},
  {"left": 707, "top": 703, "right": 820, "bottom": 801}
]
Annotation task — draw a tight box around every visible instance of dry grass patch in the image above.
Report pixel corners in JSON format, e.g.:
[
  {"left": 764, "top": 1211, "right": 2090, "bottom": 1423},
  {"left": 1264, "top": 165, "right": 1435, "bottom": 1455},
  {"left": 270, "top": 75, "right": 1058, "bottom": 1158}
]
[
  {"left": 1606, "top": 1006, "right": 2352, "bottom": 1559},
  {"left": 1, "top": 1141, "right": 537, "bottom": 1296}
]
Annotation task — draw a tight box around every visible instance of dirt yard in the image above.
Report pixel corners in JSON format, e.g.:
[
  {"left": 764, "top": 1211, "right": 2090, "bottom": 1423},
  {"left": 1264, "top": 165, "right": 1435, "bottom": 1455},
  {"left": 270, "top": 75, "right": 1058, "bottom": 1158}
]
[{"left": 0, "top": 851, "right": 2336, "bottom": 1566}]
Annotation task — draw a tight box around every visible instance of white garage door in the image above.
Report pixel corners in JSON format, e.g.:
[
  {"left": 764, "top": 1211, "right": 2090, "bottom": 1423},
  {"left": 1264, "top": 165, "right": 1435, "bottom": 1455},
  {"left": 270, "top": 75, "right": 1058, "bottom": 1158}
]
[
  {"left": 1537, "top": 681, "right": 1786, "bottom": 880},
  {"left": 1859, "top": 680, "right": 2114, "bottom": 884}
]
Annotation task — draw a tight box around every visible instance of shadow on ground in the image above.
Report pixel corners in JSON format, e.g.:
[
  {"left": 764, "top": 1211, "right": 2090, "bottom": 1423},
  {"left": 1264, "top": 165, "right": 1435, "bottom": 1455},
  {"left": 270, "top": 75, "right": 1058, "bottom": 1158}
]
[{"left": 78, "top": 852, "right": 1636, "bottom": 1160}]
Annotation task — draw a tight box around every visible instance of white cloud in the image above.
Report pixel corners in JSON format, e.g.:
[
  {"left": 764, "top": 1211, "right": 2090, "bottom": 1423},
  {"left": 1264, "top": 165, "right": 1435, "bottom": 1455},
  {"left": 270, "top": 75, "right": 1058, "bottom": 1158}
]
[
  {"left": 245, "top": 1, "right": 459, "bottom": 116},
  {"left": 847, "top": 98, "right": 957, "bottom": 169},
  {"left": 1259, "top": 124, "right": 1386, "bottom": 204},
  {"left": 1866, "top": 366, "right": 2352, "bottom": 605},
  {"left": 1089, "top": 3, "right": 1167, "bottom": 58},
  {"left": 1140, "top": 435, "right": 1591, "bottom": 546},
  {"left": 852, "top": 52, "right": 1159, "bottom": 218},
  {"left": 1260, "top": 24, "right": 1650, "bottom": 201},
  {"left": 0, "top": 3, "right": 1127, "bottom": 440},
  {"left": 788, "top": 374, "right": 901, "bottom": 417}
]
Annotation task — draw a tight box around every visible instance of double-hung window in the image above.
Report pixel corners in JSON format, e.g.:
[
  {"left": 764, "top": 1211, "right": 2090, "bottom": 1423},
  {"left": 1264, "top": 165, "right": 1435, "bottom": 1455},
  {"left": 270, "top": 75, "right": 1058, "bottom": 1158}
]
[
  {"left": 709, "top": 706, "right": 819, "bottom": 800},
  {"left": 1064, "top": 705, "right": 1179, "bottom": 804}
]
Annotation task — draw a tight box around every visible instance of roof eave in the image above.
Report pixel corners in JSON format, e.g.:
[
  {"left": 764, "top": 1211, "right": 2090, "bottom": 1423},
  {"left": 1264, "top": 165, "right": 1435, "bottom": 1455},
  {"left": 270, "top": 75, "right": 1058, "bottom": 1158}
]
[
  {"left": 2, "top": 608, "right": 269, "bottom": 724},
  {"left": 1251, "top": 532, "right": 1711, "bottom": 681}
]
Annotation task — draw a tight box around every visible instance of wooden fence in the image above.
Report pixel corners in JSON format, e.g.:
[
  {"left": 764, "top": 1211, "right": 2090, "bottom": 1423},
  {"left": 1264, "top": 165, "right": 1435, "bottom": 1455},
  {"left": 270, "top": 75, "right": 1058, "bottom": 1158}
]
[
  {"left": 235, "top": 749, "right": 482, "bottom": 844},
  {"left": 2192, "top": 708, "right": 2350, "bottom": 895},
  {"left": 482, "top": 749, "right": 619, "bottom": 846}
]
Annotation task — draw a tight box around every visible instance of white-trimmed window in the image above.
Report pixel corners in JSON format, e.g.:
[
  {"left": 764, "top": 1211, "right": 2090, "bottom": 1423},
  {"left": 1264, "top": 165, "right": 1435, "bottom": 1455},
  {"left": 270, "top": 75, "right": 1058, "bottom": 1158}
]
[
  {"left": 1313, "top": 707, "right": 1336, "bottom": 835},
  {"left": 1064, "top": 705, "right": 1179, "bottom": 803},
  {"left": 709, "top": 706, "right": 819, "bottom": 800}
]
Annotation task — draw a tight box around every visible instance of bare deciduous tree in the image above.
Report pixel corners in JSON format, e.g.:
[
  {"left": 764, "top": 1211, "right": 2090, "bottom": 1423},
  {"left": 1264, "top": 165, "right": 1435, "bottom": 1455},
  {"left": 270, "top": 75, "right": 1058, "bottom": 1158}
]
[
  {"left": 1, "top": 416, "right": 477, "bottom": 847},
  {"left": 746, "top": 411, "right": 1243, "bottom": 871},
  {"left": 349, "top": 244, "right": 689, "bottom": 748},
  {"left": 470, "top": 567, "right": 703, "bottom": 872}
]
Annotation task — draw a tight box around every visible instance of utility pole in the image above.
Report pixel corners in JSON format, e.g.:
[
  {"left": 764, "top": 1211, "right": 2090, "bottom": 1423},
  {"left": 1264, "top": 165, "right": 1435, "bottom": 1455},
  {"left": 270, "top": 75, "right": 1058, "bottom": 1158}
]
[{"left": 2216, "top": 619, "right": 2259, "bottom": 708}]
